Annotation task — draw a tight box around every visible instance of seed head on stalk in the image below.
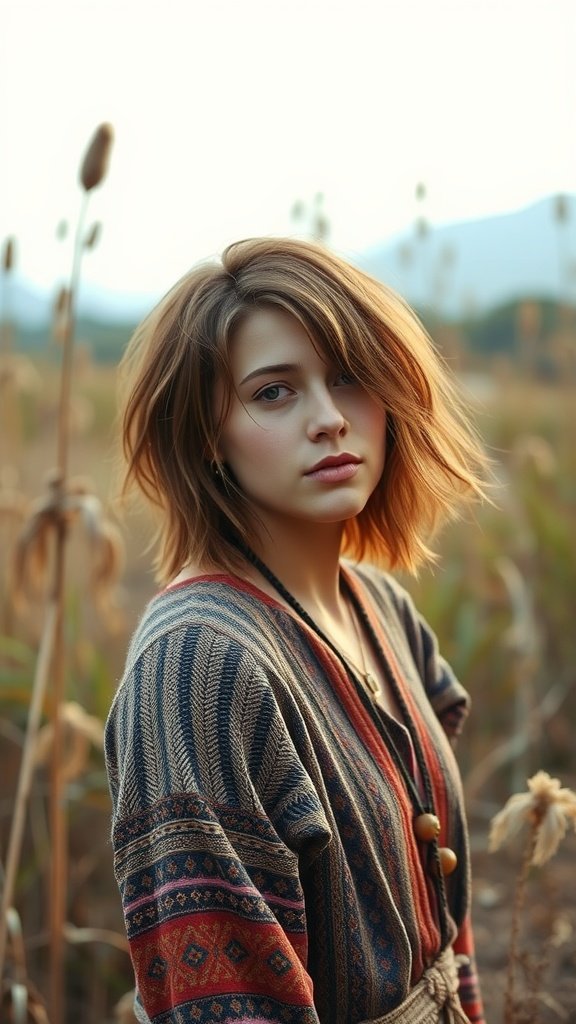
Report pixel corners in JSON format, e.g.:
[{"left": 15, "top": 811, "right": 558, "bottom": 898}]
[
  {"left": 490, "top": 771, "right": 576, "bottom": 1022},
  {"left": 2, "top": 236, "right": 15, "bottom": 273},
  {"left": 35, "top": 700, "right": 104, "bottom": 783},
  {"left": 2, "top": 236, "right": 17, "bottom": 354},
  {"left": 10, "top": 474, "right": 125, "bottom": 628},
  {"left": 57, "top": 122, "right": 114, "bottom": 478},
  {"left": 0, "top": 122, "right": 117, "bottom": 1016},
  {"left": 80, "top": 123, "right": 114, "bottom": 192},
  {"left": 490, "top": 770, "right": 576, "bottom": 866},
  {"left": 54, "top": 286, "right": 70, "bottom": 317},
  {"left": 48, "top": 121, "right": 115, "bottom": 1021},
  {"left": 84, "top": 221, "right": 102, "bottom": 250},
  {"left": 52, "top": 286, "right": 72, "bottom": 345}
]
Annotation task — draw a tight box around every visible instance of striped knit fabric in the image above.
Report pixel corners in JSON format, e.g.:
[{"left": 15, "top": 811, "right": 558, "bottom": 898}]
[{"left": 104, "top": 565, "right": 484, "bottom": 1024}]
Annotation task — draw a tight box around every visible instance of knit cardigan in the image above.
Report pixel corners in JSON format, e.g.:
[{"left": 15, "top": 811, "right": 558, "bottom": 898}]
[{"left": 104, "top": 565, "right": 484, "bottom": 1024}]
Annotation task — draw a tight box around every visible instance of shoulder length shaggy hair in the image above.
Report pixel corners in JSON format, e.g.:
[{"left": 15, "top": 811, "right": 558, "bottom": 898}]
[{"left": 120, "top": 236, "right": 489, "bottom": 584}]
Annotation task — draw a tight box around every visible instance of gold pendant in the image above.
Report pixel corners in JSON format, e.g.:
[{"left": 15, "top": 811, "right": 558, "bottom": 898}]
[{"left": 364, "top": 672, "right": 380, "bottom": 696}]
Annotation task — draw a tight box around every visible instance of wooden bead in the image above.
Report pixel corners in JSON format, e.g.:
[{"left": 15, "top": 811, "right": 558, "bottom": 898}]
[
  {"left": 438, "top": 847, "right": 458, "bottom": 876},
  {"left": 413, "top": 813, "right": 441, "bottom": 842}
]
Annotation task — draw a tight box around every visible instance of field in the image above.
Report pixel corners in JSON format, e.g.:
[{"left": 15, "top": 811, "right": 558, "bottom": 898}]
[{"left": 1, "top": 353, "right": 576, "bottom": 1022}]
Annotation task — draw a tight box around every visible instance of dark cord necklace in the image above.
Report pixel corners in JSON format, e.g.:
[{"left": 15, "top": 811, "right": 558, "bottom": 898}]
[{"left": 239, "top": 542, "right": 454, "bottom": 949}]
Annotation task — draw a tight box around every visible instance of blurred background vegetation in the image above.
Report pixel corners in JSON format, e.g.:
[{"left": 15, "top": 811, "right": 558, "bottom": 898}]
[{"left": 1, "top": 191, "right": 575, "bottom": 1020}]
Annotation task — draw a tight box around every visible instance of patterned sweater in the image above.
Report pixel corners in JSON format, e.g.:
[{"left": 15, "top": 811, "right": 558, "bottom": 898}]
[{"left": 104, "top": 565, "right": 484, "bottom": 1024}]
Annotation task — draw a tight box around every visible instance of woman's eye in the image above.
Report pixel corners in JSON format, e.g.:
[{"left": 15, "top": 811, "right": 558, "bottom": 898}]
[
  {"left": 334, "top": 369, "right": 357, "bottom": 386},
  {"left": 254, "top": 384, "right": 290, "bottom": 402}
]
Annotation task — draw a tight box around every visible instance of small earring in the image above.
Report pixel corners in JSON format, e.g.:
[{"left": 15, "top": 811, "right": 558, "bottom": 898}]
[{"left": 210, "top": 459, "right": 222, "bottom": 477}]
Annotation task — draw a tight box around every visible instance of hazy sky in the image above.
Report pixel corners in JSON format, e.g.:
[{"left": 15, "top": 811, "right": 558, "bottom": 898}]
[{"left": 2, "top": 0, "right": 575, "bottom": 304}]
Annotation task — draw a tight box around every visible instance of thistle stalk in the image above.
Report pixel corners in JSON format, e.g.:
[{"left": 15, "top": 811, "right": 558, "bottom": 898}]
[
  {"left": 503, "top": 820, "right": 538, "bottom": 1023},
  {"left": 0, "top": 123, "right": 113, "bottom": 1022},
  {"left": 55, "top": 191, "right": 88, "bottom": 481},
  {"left": 48, "top": 122, "right": 112, "bottom": 1023},
  {"left": 42, "top": 177, "right": 89, "bottom": 1024},
  {"left": 0, "top": 602, "right": 58, "bottom": 982},
  {"left": 490, "top": 772, "right": 576, "bottom": 1023}
]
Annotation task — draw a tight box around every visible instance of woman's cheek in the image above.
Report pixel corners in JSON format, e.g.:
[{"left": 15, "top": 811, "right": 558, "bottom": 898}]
[{"left": 223, "top": 410, "right": 294, "bottom": 473}]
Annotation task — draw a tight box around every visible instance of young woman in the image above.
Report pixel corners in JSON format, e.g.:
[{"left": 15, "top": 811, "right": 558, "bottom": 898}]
[{"left": 105, "top": 237, "right": 487, "bottom": 1024}]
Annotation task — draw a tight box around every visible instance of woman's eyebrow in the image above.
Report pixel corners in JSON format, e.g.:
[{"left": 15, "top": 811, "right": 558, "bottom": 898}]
[{"left": 239, "top": 362, "right": 301, "bottom": 386}]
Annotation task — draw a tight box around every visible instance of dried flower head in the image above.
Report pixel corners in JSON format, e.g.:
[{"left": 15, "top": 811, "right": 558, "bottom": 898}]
[
  {"left": 52, "top": 286, "right": 72, "bottom": 344},
  {"left": 11, "top": 475, "right": 125, "bottom": 628},
  {"left": 54, "top": 286, "right": 71, "bottom": 318},
  {"left": 2, "top": 236, "right": 15, "bottom": 273},
  {"left": 35, "top": 701, "right": 104, "bottom": 782},
  {"left": 76, "top": 489, "right": 125, "bottom": 626},
  {"left": 489, "top": 770, "right": 576, "bottom": 866},
  {"left": 80, "top": 122, "right": 114, "bottom": 192},
  {"left": 84, "top": 221, "right": 101, "bottom": 250}
]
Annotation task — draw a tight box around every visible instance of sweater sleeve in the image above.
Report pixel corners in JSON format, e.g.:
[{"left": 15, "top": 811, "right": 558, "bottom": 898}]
[
  {"left": 105, "top": 624, "right": 331, "bottom": 1024},
  {"left": 382, "top": 576, "right": 471, "bottom": 741}
]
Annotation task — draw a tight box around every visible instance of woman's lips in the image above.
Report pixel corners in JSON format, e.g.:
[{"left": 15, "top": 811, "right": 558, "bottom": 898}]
[{"left": 304, "top": 462, "right": 361, "bottom": 483}]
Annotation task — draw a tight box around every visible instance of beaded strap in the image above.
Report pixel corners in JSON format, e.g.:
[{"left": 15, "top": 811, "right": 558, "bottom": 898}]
[{"left": 238, "top": 541, "right": 452, "bottom": 947}]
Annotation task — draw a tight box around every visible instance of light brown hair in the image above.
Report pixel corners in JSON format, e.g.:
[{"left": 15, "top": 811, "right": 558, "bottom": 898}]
[{"left": 120, "top": 237, "right": 488, "bottom": 583}]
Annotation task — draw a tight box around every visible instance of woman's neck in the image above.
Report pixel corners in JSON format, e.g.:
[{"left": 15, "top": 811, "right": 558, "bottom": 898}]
[
  {"left": 247, "top": 521, "right": 349, "bottom": 626},
  {"left": 172, "top": 522, "right": 354, "bottom": 630}
]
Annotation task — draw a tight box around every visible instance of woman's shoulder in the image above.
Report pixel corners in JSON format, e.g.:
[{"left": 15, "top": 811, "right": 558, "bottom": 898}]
[
  {"left": 344, "top": 561, "right": 433, "bottom": 660},
  {"left": 122, "top": 572, "right": 288, "bottom": 678},
  {"left": 107, "top": 576, "right": 285, "bottom": 743},
  {"left": 133, "top": 573, "right": 273, "bottom": 632},
  {"left": 344, "top": 560, "right": 414, "bottom": 616},
  {"left": 347, "top": 562, "right": 470, "bottom": 726}
]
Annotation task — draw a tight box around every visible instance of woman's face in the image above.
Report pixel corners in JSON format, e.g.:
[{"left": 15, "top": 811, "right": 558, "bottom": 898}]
[{"left": 216, "top": 307, "right": 387, "bottom": 540}]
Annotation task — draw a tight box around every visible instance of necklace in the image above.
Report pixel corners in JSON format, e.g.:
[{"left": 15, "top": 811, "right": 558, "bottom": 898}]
[
  {"left": 238, "top": 541, "right": 456, "bottom": 948},
  {"left": 320, "top": 600, "right": 381, "bottom": 699},
  {"left": 346, "top": 602, "right": 381, "bottom": 698}
]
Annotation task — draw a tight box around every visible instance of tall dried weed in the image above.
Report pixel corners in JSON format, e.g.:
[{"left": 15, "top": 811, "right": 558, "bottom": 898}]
[
  {"left": 0, "top": 123, "right": 118, "bottom": 1024},
  {"left": 490, "top": 772, "right": 576, "bottom": 1022}
]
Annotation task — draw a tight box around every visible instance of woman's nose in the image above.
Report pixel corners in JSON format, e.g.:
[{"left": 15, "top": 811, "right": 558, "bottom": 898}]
[{"left": 306, "top": 387, "right": 348, "bottom": 440}]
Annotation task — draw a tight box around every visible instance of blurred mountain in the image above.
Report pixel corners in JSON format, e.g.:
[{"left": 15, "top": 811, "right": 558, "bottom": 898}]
[
  {"left": 1, "top": 281, "right": 151, "bottom": 360},
  {"left": 3, "top": 278, "right": 54, "bottom": 328},
  {"left": 359, "top": 195, "right": 576, "bottom": 317},
  {"left": 3, "top": 195, "right": 575, "bottom": 360},
  {"left": 3, "top": 279, "right": 151, "bottom": 329}
]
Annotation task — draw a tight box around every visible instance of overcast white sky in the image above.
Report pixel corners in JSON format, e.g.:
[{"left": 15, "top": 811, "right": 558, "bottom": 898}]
[{"left": 2, "top": 0, "right": 575, "bottom": 304}]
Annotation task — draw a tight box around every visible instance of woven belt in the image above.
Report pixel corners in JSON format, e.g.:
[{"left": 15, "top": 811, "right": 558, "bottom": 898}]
[{"left": 362, "top": 948, "right": 470, "bottom": 1024}]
